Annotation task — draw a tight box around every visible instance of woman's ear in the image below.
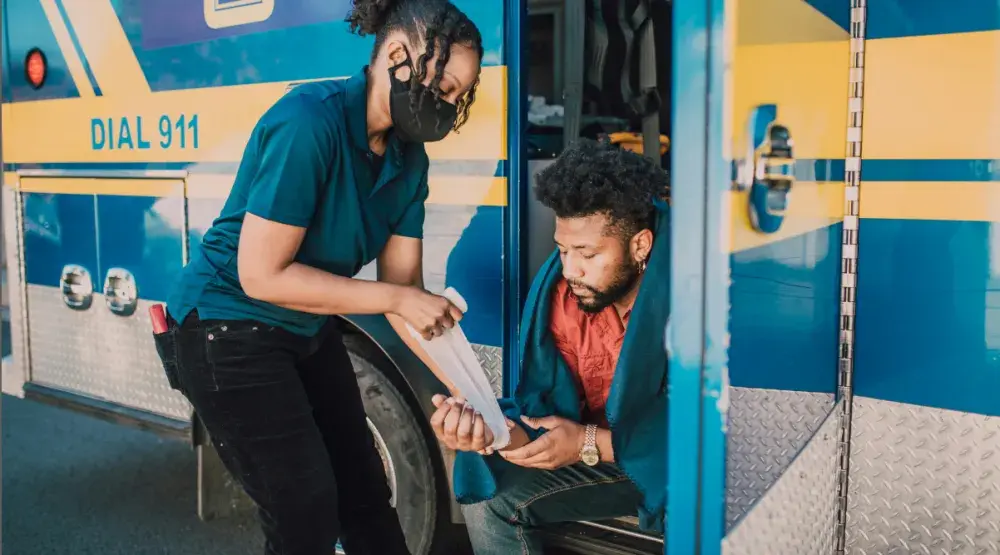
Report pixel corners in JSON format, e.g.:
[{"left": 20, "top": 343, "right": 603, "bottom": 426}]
[{"left": 385, "top": 40, "right": 411, "bottom": 79}]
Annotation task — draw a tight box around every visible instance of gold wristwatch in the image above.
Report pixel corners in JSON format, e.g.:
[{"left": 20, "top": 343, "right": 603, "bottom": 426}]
[{"left": 580, "top": 424, "right": 600, "bottom": 466}]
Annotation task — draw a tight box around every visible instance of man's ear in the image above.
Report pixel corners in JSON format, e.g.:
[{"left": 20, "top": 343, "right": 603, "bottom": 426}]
[{"left": 631, "top": 229, "right": 654, "bottom": 263}]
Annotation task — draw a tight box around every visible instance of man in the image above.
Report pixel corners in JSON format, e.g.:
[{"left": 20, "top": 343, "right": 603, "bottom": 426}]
[{"left": 429, "top": 139, "right": 670, "bottom": 554}]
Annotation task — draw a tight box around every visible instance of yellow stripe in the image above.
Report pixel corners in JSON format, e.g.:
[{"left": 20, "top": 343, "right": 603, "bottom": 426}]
[
  {"left": 37, "top": 0, "right": 94, "bottom": 97},
  {"left": 861, "top": 182, "right": 1000, "bottom": 222},
  {"left": 186, "top": 173, "right": 506, "bottom": 206},
  {"left": 732, "top": 40, "right": 850, "bottom": 159},
  {"left": 735, "top": 0, "right": 848, "bottom": 46},
  {"left": 427, "top": 177, "right": 506, "bottom": 206},
  {"left": 729, "top": 181, "right": 844, "bottom": 252},
  {"left": 4, "top": 172, "right": 19, "bottom": 189},
  {"left": 60, "top": 0, "right": 151, "bottom": 95},
  {"left": 19, "top": 177, "right": 183, "bottom": 197},
  {"left": 3, "top": 66, "right": 506, "bottom": 164},
  {"left": 864, "top": 31, "right": 1000, "bottom": 159}
]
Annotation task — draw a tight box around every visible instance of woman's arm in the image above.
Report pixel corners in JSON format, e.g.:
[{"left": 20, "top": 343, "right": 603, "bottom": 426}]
[
  {"left": 377, "top": 234, "right": 463, "bottom": 395},
  {"left": 238, "top": 214, "right": 401, "bottom": 315},
  {"left": 238, "top": 215, "right": 460, "bottom": 340}
]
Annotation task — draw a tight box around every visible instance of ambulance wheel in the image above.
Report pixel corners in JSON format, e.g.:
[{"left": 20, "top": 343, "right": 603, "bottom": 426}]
[{"left": 346, "top": 346, "right": 468, "bottom": 555}]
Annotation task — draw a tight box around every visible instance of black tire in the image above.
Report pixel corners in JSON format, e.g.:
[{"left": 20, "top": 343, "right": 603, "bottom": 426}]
[{"left": 346, "top": 344, "right": 468, "bottom": 555}]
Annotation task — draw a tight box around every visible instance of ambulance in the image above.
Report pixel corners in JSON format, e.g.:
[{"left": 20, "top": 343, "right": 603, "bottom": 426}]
[{"left": 2, "top": 0, "right": 997, "bottom": 553}]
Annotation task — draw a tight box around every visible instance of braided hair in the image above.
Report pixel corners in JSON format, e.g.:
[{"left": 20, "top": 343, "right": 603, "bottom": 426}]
[{"left": 346, "top": 0, "right": 484, "bottom": 132}]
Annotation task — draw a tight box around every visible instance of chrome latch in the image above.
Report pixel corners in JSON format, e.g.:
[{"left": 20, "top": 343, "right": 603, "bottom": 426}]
[
  {"left": 60, "top": 264, "right": 94, "bottom": 310},
  {"left": 104, "top": 268, "right": 138, "bottom": 316},
  {"left": 733, "top": 104, "right": 796, "bottom": 234}
]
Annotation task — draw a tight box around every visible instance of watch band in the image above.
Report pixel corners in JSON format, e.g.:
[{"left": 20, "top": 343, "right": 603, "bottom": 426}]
[{"left": 585, "top": 424, "right": 598, "bottom": 449}]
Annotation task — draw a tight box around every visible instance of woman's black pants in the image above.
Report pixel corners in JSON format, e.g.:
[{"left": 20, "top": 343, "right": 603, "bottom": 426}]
[{"left": 157, "top": 311, "right": 410, "bottom": 555}]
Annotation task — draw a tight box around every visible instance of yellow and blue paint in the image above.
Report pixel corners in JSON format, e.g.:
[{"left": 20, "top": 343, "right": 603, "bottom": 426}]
[
  {"left": 854, "top": 0, "right": 1000, "bottom": 417},
  {"left": 2, "top": 0, "right": 509, "bottom": 349},
  {"left": 725, "top": 0, "right": 848, "bottom": 395}
]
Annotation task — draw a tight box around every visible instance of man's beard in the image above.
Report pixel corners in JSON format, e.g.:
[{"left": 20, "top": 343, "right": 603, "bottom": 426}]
[{"left": 568, "top": 258, "right": 642, "bottom": 314}]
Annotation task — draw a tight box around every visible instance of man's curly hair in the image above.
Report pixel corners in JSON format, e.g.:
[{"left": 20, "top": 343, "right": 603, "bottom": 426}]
[{"left": 533, "top": 138, "right": 669, "bottom": 240}]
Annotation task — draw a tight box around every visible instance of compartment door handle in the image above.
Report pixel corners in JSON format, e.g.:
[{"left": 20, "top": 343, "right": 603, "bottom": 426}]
[
  {"left": 60, "top": 264, "right": 94, "bottom": 309},
  {"left": 104, "top": 268, "right": 139, "bottom": 316},
  {"left": 733, "top": 104, "right": 796, "bottom": 234}
]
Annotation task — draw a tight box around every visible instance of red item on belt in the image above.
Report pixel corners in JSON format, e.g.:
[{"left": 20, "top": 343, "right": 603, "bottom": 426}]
[{"left": 150, "top": 304, "right": 169, "bottom": 334}]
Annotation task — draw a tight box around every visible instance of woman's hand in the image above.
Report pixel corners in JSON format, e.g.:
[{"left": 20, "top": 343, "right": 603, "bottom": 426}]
[{"left": 390, "top": 286, "right": 464, "bottom": 340}]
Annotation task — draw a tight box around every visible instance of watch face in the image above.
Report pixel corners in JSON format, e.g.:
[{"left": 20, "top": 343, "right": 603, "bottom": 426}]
[{"left": 582, "top": 449, "right": 600, "bottom": 466}]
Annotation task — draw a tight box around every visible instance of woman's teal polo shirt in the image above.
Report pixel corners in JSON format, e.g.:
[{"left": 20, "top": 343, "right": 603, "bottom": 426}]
[{"left": 167, "top": 68, "right": 431, "bottom": 337}]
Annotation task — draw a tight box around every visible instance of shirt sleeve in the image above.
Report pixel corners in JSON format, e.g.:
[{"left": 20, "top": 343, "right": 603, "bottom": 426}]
[
  {"left": 392, "top": 169, "right": 430, "bottom": 239},
  {"left": 245, "top": 99, "right": 334, "bottom": 228}
]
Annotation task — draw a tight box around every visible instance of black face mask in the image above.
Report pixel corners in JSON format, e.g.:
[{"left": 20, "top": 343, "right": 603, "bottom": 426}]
[{"left": 388, "top": 55, "right": 458, "bottom": 143}]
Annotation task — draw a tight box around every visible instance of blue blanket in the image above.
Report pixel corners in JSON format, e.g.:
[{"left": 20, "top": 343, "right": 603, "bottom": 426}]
[{"left": 453, "top": 201, "right": 670, "bottom": 532}]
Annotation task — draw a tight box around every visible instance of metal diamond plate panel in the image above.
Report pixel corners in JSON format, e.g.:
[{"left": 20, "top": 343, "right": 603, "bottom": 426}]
[
  {"left": 723, "top": 402, "right": 841, "bottom": 555},
  {"left": 470, "top": 344, "right": 503, "bottom": 397},
  {"left": 2, "top": 186, "right": 28, "bottom": 397},
  {"left": 726, "top": 387, "right": 836, "bottom": 529},
  {"left": 846, "top": 397, "right": 1000, "bottom": 555},
  {"left": 26, "top": 285, "right": 191, "bottom": 420}
]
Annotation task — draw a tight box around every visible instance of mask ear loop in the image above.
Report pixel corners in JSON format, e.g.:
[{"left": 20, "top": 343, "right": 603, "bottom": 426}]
[{"left": 389, "top": 54, "right": 414, "bottom": 87}]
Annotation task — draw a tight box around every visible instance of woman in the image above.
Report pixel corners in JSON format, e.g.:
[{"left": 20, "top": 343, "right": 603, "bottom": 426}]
[{"left": 154, "top": 1, "right": 483, "bottom": 553}]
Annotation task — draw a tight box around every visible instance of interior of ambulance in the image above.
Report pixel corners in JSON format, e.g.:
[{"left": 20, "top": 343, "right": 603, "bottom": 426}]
[
  {"left": 524, "top": 0, "right": 671, "bottom": 281},
  {"left": 516, "top": 0, "right": 673, "bottom": 550}
]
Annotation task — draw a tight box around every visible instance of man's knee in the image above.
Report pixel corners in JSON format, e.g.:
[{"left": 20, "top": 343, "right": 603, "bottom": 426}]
[{"left": 461, "top": 486, "right": 526, "bottom": 529}]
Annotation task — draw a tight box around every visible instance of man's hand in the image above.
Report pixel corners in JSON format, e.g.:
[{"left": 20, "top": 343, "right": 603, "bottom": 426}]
[
  {"left": 430, "top": 394, "right": 516, "bottom": 455},
  {"left": 499, "top": 415, "right": 586, "bottom": 470}
]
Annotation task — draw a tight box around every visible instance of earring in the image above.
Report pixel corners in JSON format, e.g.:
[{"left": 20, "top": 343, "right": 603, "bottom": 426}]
[{"left": 639, "top": 258, "right": 648, "bottom": 273}]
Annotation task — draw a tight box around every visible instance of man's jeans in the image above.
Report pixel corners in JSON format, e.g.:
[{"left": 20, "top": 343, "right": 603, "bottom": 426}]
[
  {"left": 460, "top": 461, "right": 643, "bottom": 554},
  {"left": 161, "top": 312, "right": 410, "bottom": 555}
]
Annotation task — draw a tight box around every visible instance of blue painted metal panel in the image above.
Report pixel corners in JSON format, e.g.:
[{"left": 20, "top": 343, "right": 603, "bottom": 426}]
[
  {"left": 866, "top": 0, "right": 1000, "bottom": 40},
  {"left": 862, "top": 159, "right": 1000, "bottom": 182},
  {"left": 186, "top": 198, "right": 227, "bottom": 252},
  {"left": 667, "top": 0, "right": 711, "bottom": 550},
  {"left": 502, "top": 0, "right": 526, "bottom": 394},
  {"left": 112, "top": 0, "right": 504, "bottom": 93},
  {"left": 23, "top": 193, "right": 98, "bottom": 289},
  {"left": 854, "top": 218, "right": 1000, "bottom": 417},
  {"left": 701, "top": 0, "right": 730, "bottom": 547},
  {"left": 96, "top": 195, "right": 185, "bottom": 303},
  {"left": 445, "top": 206, "right": 504, "bottom": 348},
  {"left": 2, "top": 0, "right": 12, "bottom": 103},
  {"left": 804, "top": 0, "right": 850, "bottom": 31},
  {"left": 5, "top": 0, "right": 81, "bottom": 101},
  {"left": 729, "top": 224, "right": 842, "bottom": 393}
]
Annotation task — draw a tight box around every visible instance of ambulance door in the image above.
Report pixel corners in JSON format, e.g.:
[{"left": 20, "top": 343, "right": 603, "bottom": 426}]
[
  {"left": 19, "top": 175, "right": 190, "bottom": 424},
  {"left": 669, "top": 0, "right": 855, "bottom": 551}
]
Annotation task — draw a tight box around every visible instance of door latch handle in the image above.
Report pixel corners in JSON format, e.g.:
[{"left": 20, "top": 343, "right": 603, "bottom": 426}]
[
  {"left": 104, "top": 268, "right": 138, "bottom": 316},
  {"left": 60, "top": 264, "right": 94, "bottom": 310},
  {"left": 733, "top": 104, "right": 796, "bottom": 234}
]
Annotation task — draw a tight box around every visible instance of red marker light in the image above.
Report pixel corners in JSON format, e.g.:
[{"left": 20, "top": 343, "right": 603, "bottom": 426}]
[
  {"left": 26, "top": 49, "right": 47, "bottom": 89},
  {"left": 150, "top": 304, "right": 169, "bottom": 335}
]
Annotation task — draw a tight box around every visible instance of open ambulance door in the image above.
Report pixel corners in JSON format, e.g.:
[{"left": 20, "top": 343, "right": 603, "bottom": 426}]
[{"left": 667, "top": 0, "right": 853, "bottom": 552}]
